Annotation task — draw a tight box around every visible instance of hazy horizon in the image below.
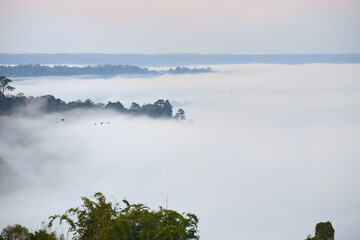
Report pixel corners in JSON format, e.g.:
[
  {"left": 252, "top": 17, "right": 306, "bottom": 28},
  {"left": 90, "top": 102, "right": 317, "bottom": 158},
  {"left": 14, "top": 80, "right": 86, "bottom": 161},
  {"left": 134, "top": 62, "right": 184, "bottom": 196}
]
[{"left": 1, "top": 53, "right": 360, "bottom": 67}]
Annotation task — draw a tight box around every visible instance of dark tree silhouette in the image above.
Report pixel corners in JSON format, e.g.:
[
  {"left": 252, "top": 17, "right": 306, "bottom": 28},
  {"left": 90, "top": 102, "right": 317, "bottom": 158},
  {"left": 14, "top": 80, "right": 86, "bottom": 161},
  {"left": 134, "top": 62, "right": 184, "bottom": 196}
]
[
  {"left": 174, "top": 108, "right": 186, "bottom": 120},
  {"left": 0, "top": 76, "right": 15, "bottom": 94},
  {"left": 105, "top": 101, "right": 125, "bottom": 112}
]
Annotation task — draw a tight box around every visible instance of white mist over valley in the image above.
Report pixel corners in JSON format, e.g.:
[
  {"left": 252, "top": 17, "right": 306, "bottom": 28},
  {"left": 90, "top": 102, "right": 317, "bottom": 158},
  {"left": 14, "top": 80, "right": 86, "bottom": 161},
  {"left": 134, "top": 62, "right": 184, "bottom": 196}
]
[{"left": 1, "top": 64, "right": 359, "bottom": 240}]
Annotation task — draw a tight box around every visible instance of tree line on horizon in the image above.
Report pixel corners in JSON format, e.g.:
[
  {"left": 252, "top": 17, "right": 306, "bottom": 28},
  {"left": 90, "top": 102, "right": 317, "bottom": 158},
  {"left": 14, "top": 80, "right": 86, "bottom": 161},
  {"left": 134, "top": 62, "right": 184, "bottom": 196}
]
[
  {"left": 0, "top": 76, "right": 186, "bottom": 120},
  {"left": 0, "top": 64, "right": 213, "bottom": 77}
]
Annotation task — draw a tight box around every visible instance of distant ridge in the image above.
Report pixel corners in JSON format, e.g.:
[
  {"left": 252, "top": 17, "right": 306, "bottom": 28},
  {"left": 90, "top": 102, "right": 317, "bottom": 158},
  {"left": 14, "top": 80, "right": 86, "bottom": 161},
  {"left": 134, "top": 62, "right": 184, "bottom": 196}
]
[
  {"left": 0, "top": 54, "right": 359, "bottom": 67},
  {"left": 0, "top": 64, "right": 212, "bottom": 77}
]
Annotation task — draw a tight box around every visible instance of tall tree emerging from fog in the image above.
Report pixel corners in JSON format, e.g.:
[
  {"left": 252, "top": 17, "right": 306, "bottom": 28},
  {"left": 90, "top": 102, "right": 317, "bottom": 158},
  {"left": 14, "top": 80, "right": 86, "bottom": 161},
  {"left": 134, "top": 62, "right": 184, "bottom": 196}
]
[{"left": 0, "top": 76, "right": 15, "bottom": 94}]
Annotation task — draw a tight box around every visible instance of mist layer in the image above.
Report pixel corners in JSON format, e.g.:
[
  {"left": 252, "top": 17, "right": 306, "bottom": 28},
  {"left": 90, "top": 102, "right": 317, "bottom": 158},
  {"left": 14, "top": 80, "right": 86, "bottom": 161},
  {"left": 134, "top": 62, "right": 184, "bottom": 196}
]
[{"left": 1, "top": 64, "right": 359, "bottom": 240}]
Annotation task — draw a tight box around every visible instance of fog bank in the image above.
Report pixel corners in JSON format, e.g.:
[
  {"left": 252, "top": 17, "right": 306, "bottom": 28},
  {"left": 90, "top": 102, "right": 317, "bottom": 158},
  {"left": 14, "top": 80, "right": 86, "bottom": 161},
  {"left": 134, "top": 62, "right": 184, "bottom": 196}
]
[{"left": 1, "top": 64, "right": 359, "bottom": 240}]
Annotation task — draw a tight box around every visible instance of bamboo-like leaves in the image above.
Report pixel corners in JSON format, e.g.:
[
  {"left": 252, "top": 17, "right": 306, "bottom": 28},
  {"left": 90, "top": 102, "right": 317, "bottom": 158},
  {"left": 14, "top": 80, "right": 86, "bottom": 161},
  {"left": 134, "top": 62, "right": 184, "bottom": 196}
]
[{"left": 48, "top": 192, "right": 199, "bottom": 240}]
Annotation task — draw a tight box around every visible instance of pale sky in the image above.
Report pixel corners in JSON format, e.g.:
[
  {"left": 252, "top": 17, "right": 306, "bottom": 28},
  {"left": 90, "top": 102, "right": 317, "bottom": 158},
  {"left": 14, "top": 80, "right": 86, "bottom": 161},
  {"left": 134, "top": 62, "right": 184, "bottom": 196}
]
[{"left": 0, "top": 0, "right": 359, "bottom": 54}]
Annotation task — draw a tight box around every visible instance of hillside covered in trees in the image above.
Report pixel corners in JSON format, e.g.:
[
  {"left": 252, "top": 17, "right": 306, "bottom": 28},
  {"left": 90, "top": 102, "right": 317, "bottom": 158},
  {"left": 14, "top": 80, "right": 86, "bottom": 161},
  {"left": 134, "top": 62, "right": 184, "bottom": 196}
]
[{"left": 0, "top": 64, "right": 213, "bottom": 77}]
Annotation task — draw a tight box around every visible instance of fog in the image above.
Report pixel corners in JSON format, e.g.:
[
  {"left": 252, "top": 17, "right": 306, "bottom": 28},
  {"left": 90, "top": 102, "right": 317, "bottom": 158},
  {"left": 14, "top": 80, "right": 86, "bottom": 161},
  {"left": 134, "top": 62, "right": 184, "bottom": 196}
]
[{"left": 1, "top": 64, "right": 359, "bottom": 240}]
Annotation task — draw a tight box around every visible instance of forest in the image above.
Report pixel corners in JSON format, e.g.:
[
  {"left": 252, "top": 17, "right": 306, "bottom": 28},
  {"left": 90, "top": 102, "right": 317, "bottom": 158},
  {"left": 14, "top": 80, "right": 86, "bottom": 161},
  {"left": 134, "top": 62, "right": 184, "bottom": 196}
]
[
  {"left": 0, "top": 64, "right": 213, "bottom": 77},
  {"left": 0, "top": 76, "right": 186, "bottom": 120}
]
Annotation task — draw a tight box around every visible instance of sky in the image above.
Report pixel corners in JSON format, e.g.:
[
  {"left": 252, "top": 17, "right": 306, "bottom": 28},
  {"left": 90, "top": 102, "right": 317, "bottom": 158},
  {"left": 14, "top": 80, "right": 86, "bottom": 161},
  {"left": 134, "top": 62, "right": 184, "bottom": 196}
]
[
  {"left": 0, "top": 0, "right": 359, "bottom": 54},
  {"left": 1, "top": 64, "right": 360, "bottom": 240}
]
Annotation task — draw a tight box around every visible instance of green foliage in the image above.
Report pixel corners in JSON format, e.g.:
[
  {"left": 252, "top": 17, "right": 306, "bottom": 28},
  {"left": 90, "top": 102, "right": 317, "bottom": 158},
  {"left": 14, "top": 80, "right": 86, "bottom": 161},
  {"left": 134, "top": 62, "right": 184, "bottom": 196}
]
[
  {"left": 315, "top": 222, "right": 334, "bottom": 240},
  {"left": 1, "top": 224, "right": 59, "bottom": 240},
  {"left": 306, "top": 221, "right": 334, "bottom": 240},
  {"left": 305, "top": 234, "right": 315, "bottom": 240},
  {"left": 1, "top": 224, "right": 29, "bottom": 240},
  {"left": 48, "top": 192, "right": 199, "bottom": 240},
  {"left": 27, "top": 228, "right": 57, "bottom": 240}
]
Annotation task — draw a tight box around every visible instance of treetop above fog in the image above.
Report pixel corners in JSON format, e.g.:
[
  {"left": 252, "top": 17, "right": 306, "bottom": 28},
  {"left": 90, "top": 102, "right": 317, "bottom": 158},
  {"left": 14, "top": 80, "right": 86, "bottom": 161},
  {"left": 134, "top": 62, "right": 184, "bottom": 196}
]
[
  {"left": 0, "top": 76, "right": 15, "bottom": 94},
  {"left": 0, "top": 91, "right": 186, "bottom": 120}
]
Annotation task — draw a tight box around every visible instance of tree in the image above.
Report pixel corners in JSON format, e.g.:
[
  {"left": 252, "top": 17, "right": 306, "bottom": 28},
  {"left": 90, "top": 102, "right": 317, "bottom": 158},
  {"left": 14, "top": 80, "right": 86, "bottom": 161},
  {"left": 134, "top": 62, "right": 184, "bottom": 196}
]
[
  {"left": 27, "top": 226, "right": 58, "bottom": 240},
  {"left": 174, "top": 108, "right": 186, "bottom": 121},
  {"left": 49, "top": 192, "right": 119, "bottom": 240},
  {"left": 106, "top": 101, "right": 125, "bottom": 112},
  {"left": 0, "top": 76, "right": 15, "bottom": 94},
  {"left": 129, "top": 102, "right": 141, "bottom": 114},
  {"left": 1, "top": 224, "right": 59, "bottom": 240},
  {"left": 315, "top": 222, "right": 334, "bottom": 240},
  {"left": 38, "top": 95, "right": 67, "bottom": 112},
  {"left": 1, "top": 224, "right": 29, "bottom": 240},
  {"left": 48, "top": 192, "right": 199, "bottom": 240},
  {"left": 305, "top": 234, "right": 313, "bottom": 240},
  {"left": 140, "top": 100, "right": 173, "bottom": 118},
  {"left": 306, "top": 221, "right": 335, "bottom": 240},
  {"left": 154, "top": 99, "right": 173, "bottom": 117}
]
